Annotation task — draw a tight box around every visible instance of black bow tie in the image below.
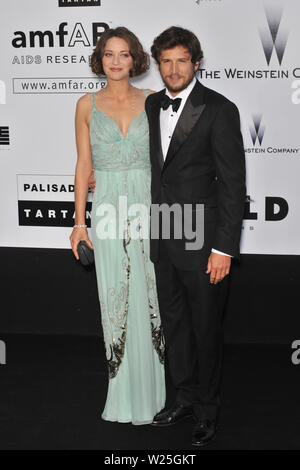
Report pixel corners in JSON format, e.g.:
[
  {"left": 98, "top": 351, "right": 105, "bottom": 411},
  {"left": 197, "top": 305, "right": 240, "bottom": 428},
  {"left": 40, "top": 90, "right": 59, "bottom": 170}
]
[{"left": 160, "top": 94, "right": 182, "bottom": 112}]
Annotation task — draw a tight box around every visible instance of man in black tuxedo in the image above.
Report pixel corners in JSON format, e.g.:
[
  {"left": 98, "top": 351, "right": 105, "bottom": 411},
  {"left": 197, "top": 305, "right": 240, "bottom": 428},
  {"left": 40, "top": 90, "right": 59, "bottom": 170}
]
[{"left": 145, "top": 26, "right": 246, "bottom": 446}]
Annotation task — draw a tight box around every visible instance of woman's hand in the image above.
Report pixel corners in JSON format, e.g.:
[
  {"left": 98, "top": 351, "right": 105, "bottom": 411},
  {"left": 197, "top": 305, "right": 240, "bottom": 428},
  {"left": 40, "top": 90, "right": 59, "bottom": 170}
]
[{"left": 69, "top": 227, "right": 94, "bottom": 260}]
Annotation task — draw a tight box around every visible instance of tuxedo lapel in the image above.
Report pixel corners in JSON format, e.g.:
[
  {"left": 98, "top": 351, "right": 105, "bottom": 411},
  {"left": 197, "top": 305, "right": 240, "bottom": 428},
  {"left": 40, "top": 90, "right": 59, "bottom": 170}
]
[
  {"left": 163, "top": 80, "right": 206, "bottom": 172},
  {"left": 148, "top": 91, "right": 165, "bottom": 171}
]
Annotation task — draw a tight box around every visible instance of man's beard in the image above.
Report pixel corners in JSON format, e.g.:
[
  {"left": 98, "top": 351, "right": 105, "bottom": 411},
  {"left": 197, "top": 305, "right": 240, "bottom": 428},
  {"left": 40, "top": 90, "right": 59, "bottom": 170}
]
[{"left": 162, "top": 72, "right": 195, "bottom": 94}]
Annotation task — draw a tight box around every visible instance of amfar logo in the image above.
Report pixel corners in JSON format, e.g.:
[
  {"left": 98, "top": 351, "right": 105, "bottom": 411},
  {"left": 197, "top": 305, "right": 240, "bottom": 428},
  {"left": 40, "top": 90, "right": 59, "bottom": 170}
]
[
  {"left": 259, "top": 5, "right": 288, "bottom": 66},
  {"left": 12, "top": 22, "right": 109, "bottom": 48},
  {"left": 250, "top": 114, "right": 265, "bottom": 146},
  {"left": 59, "top": 0, "right": 101, "bottom": 6}
]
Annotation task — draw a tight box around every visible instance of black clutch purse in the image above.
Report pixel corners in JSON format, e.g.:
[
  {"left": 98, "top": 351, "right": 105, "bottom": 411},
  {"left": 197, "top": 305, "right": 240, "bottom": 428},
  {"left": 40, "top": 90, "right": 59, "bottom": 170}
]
[{"left": 77, "top": 240, "right": 95, "bottom": 266}]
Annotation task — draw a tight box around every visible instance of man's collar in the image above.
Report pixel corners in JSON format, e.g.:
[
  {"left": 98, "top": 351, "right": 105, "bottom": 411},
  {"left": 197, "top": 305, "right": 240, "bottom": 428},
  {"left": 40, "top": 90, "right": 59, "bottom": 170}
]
[{"left": 165, "top": 76, "right": 197, "bottom": 100}]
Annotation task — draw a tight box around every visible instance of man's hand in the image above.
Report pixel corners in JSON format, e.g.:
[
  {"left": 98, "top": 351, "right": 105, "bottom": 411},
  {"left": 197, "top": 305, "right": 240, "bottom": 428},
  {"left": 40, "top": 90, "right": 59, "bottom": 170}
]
[
  {"left": 88, "top": 168, "right": 96, "bottom": 193},
  {"left": 206, "top": 252, "right": 231, "bottom": 284}
]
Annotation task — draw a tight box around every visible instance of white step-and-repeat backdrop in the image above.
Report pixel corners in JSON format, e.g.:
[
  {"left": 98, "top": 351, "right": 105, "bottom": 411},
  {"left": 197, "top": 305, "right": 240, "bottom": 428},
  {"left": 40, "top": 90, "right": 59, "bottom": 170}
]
[{"left": 0, "top": 0, "right": 299, "bottom": 254}]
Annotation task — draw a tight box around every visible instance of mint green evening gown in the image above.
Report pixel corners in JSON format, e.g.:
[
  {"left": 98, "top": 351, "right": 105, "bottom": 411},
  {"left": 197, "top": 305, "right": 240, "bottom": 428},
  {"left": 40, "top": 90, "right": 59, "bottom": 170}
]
[{"left": 89, "top": 90, "right": 165, "bottom": 425}]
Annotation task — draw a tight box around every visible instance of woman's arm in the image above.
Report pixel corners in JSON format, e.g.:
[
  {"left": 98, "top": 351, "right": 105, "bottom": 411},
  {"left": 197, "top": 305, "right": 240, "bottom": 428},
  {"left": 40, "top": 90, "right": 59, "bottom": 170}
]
[
  {"left": 70, "top": 94, "right": 94, "bottom": 259},
  {"left": 74, "top": 95, "right": 93, "bottom": 224}
]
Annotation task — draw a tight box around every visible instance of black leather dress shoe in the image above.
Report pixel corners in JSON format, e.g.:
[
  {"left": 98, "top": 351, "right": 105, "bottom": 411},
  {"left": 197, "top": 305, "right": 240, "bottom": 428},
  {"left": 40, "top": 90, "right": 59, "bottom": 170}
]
[
  {"left": 151, "top": 403, "right": 193, "bottom": 427},
  {"left": 192, "top": 419, "right": 217, "bottom": 447}
]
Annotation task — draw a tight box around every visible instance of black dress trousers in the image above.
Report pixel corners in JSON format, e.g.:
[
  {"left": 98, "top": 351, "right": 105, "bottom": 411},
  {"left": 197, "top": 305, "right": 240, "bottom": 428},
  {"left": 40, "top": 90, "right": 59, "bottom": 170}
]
[{"left": 154, "top": 238, "right": 230, "bottom": 421}]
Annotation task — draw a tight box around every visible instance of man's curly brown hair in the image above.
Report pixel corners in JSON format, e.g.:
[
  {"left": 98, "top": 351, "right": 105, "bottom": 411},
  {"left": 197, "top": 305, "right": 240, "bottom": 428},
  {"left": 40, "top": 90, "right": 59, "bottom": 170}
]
[
  {"left": 90, "top": 26, "right": 149, "bottom": 77},
  {"left": 151, "top": 26, "right": 203, "bottom": 66}
]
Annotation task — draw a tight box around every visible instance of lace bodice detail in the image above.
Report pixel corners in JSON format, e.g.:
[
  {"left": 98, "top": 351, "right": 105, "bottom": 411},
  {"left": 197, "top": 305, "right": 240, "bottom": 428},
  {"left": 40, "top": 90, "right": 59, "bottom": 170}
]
[{"left": 89, "top": 90, "right": 151, "bottom": 172}]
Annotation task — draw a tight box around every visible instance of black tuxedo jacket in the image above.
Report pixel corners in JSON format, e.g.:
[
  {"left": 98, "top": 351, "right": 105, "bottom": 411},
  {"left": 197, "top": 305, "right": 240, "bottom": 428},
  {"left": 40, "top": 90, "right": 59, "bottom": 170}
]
[{"left": 145, "top": 79, "right": 246, "bottom": 270}]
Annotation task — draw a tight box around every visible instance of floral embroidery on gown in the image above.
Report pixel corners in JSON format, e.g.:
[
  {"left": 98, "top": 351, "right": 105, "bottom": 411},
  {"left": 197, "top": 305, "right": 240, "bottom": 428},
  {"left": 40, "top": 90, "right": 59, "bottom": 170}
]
[{"left": 89, "top": 90, "right": 165, "bottom": 424}]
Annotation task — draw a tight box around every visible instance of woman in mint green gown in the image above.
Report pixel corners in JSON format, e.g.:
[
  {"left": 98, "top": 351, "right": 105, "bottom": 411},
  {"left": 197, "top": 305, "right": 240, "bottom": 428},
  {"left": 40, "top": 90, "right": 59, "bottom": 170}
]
[
  {"left": 89, "top": 87, "right": 165, "bottom": 424},
  {"left": 70, "top": 27, "right": 165, "bottom": 425}
]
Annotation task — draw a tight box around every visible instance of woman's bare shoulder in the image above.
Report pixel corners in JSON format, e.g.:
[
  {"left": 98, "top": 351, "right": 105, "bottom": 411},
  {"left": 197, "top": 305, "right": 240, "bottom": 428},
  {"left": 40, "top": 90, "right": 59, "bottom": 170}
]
[
  {"left": 76, "top": 92, "right": 92, "bottom": 109},
  {"left": 147, "top": 89, "right": 157, "bottom": 95},
  {"left": 75, "top": 93, "right": 94, "bottom": 126}
]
